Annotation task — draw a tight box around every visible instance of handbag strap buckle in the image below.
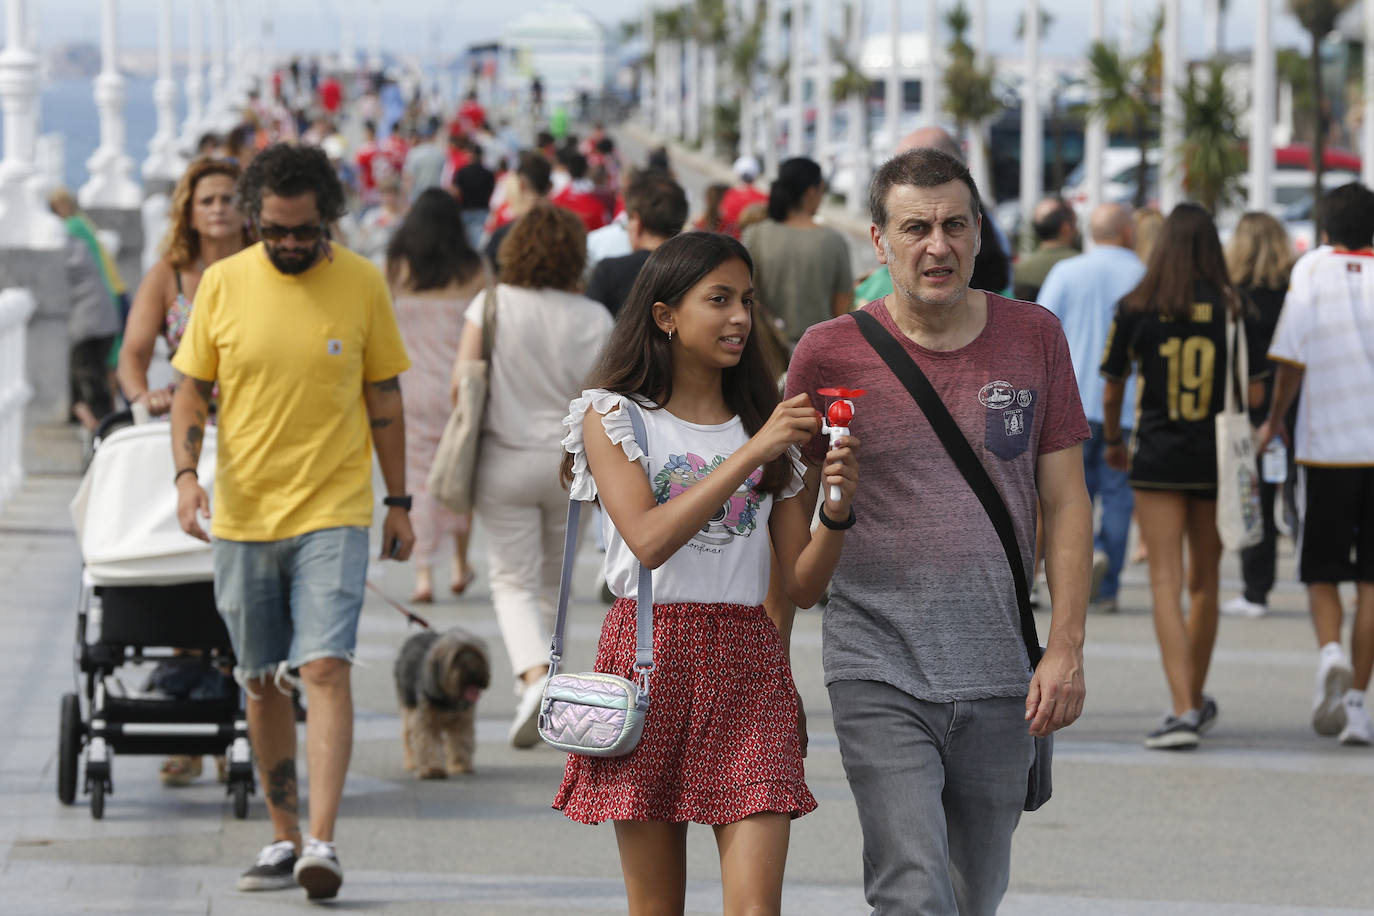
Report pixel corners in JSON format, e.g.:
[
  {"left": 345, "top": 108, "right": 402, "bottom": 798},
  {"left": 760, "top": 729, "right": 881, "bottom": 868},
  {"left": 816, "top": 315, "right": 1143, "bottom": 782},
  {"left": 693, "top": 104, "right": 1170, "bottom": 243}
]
[{"left": 634, "top": 665, "right": 652, "bottom": 706}]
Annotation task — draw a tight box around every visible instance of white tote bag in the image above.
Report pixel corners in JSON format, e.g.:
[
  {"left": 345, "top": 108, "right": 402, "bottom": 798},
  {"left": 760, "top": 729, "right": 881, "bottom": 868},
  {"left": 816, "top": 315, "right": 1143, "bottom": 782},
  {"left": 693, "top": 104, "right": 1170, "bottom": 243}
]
[{"left": 1215, "top": 307, "right": 1263, "bottom": 550}]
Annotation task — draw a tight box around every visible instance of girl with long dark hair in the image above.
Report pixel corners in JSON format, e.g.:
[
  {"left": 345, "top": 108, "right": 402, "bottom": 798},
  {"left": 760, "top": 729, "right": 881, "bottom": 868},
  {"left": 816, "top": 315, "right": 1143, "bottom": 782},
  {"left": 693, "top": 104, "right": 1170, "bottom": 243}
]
[
  {"left": 1101, "top": 203, "right": 1267, "bottom": 750},
  {"left": 385, "top": 188, "right": 485, "bottom": 602},
  {"left": 554, "top": 232, "right": 861, "bottom": 914}
]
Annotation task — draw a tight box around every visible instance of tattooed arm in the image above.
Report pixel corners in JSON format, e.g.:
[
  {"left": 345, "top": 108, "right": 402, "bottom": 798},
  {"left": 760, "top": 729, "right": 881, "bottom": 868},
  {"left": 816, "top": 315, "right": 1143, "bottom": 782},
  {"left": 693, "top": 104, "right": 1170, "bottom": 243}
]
[
  {"left": 171, "top": 374, "right": 215, "bottom": 541},
  {"left": 364, "top": 375, "right": 415, "bottom": 561}
]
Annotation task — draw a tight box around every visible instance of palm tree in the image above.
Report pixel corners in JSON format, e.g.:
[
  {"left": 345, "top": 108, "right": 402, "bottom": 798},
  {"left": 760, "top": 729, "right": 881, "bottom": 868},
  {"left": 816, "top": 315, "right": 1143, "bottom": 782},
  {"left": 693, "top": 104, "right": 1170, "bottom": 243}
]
[
  {"left": 1178, "top": 61, "right": 1246, "bottom": 213},
  {"left": 1087, "top": 40, "right": 1154, "bottom": 207},
  {"left": 942, "top": 2, "right": 999, "bottom": 143},
  {"left": 1286, "top": 0, "right": 1355, "bottom": 240}
]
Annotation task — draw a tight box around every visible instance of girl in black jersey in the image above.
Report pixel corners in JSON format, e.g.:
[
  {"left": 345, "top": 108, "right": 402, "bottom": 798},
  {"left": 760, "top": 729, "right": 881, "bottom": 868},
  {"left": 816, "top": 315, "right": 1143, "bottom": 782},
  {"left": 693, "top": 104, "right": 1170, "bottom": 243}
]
[{"left": 1100, "top": 203, "right": 1267, "bottom": 750}]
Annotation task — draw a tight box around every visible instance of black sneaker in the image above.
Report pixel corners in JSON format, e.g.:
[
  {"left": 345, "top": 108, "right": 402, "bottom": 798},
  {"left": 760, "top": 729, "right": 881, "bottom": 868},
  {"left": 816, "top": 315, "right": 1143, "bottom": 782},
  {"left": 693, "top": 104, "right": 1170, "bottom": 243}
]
[
  {"left": 293, "top": 837, "right": 343, "bottom": 900},
  {"left": 1144, "top": 710, "right": 1200, "bottom": 750},
  {"left": 1198, "top": 696, "right": 1218, "bottom": 735},
  {"left": 237, "top": 840, "right": 298, "bottom": 891}
]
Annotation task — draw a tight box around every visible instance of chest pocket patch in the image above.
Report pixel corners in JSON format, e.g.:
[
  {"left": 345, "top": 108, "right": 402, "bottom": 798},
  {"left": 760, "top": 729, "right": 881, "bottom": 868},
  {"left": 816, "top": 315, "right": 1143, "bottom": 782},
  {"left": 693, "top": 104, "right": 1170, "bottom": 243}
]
[{"left": 985, "top": 389, "right": 1036, "bottom": 460}]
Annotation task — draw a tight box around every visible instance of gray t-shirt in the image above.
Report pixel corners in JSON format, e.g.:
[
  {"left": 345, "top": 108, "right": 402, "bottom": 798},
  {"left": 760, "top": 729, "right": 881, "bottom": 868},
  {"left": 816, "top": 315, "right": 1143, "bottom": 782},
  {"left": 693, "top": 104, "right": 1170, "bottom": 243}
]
[
  {"left": 742, "top": 221, "right": 853, "bottom": 344},
  {"left": 64, "top": 235, "right": 120, "bottom": 342},
  {"left": 785, "top": 298, "right": 1089, "bottom": 702}
]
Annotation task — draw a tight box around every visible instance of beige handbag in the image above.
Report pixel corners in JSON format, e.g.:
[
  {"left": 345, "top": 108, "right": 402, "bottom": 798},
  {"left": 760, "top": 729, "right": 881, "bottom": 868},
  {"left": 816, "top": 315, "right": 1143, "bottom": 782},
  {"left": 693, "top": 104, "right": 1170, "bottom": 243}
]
[
  {"left": 1215, "top": 304, "right": 1263, "bottom": 550},
  {"left": 427, "top": 280, "right": 497, "bottom": 514}
]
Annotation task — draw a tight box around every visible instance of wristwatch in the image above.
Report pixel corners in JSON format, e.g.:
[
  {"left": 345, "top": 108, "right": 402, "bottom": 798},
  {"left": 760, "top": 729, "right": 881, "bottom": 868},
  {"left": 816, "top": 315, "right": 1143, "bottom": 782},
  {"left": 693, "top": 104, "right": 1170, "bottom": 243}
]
[{"left": 383, "top": 495, "right": 412, "bottom": 511}]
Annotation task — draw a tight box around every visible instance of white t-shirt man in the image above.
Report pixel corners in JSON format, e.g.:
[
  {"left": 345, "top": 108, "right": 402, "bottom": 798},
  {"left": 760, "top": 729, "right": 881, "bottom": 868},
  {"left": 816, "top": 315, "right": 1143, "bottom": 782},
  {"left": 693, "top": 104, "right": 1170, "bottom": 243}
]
[{"left": 1268, "top": 247, "right": 1374, "bottom": 467}]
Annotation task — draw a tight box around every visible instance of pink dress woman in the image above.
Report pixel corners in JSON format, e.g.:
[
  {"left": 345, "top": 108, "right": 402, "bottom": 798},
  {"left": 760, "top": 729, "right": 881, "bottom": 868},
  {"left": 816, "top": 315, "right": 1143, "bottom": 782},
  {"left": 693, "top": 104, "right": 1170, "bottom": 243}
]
[{"left": 394, "top": 289, "right": 474, "bottom": 589}]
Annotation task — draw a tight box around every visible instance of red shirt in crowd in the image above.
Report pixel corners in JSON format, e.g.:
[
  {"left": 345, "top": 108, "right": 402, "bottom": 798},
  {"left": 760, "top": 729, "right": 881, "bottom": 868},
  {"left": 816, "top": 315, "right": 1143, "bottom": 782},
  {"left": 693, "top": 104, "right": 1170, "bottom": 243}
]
[
  {"left": 718, "top": 185, "right": 768, "bottom": 237},
  {"left": 319, "top": 77, "right": 342, "bottom": 115}
]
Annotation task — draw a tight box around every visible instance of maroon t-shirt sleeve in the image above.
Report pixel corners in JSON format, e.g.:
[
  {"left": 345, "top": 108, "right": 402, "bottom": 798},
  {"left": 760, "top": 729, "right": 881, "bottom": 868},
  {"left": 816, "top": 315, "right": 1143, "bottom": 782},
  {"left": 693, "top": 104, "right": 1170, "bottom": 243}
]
[
  {"left": 784, "top": 323, "right": 836, "bottom": 467},
  {"left": 1036, "top": 312, "right": 1091, "bottom": 455}
]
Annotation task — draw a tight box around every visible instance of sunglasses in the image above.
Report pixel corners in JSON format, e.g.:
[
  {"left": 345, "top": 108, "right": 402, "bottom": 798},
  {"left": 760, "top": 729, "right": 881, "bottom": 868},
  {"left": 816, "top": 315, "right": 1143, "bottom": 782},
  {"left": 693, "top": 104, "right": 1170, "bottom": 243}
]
[{"left": 258, "top": 221, "right": 325, "bottom": 242}]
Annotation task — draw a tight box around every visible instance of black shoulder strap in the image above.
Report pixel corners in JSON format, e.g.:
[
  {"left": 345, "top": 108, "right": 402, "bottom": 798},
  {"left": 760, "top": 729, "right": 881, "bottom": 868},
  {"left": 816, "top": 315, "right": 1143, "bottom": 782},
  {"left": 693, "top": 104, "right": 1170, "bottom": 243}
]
[{"left": 850, "top": 308, "right": 1042, "bottom": 668}]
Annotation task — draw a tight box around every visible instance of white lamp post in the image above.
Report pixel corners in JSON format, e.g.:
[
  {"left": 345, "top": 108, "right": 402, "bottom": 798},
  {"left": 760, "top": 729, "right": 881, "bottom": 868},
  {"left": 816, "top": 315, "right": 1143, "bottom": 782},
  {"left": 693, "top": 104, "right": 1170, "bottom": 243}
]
[
  {"left": 1249, "top": 0, "right": 1274, "bottom": 212},
  {"left": 1160, "top": 0, "right": 1183, "bottom": 213},
  {"left": 79, "top": 0, "right": 141, "bottom": 210},
  {"left": 143, "top": 0, "right": 185, "bottom": 182},
  {"left": 0, "top": 0, "right": 63, "bottom": 247},
  {"left": 183, "top": 0, "right": 205, "bottom": 143},
  {"left": 968, "top": 0, "right": 991, "bottom": 200}
]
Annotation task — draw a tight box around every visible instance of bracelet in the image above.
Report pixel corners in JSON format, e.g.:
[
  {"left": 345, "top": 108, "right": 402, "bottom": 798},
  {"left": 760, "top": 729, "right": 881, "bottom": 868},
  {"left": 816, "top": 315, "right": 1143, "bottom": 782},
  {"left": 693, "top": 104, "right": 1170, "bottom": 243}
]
[
  {"left": 1103, "top": 433, "right": 1123, "bottom": 446},
  {"left": 818, "top": 505, "right": 856, "bottom": 531},
  {"left": 173, "top": 467, "right": 198, "bottom": 485}
]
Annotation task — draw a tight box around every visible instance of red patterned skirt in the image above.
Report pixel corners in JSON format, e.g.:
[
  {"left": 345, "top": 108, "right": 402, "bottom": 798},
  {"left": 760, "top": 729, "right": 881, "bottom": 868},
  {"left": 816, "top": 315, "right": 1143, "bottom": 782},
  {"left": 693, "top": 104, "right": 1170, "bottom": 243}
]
[{"left": 553, "top": 599, "right": 817, "bottom": 825}]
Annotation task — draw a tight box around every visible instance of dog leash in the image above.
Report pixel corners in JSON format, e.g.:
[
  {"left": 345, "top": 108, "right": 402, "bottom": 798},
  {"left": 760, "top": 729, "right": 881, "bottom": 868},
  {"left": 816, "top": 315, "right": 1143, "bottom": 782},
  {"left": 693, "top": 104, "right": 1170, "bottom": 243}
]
[{"left": 366, "top": 580, "right": 433, "bottom": 630}]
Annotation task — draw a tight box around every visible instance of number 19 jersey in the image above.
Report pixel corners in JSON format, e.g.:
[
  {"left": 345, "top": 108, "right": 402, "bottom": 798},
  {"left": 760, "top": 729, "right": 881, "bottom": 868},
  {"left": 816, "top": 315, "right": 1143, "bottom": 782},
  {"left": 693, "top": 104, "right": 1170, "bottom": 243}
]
[{"left": 1100, "top": 281, "right": 1268, "bottom": 490}]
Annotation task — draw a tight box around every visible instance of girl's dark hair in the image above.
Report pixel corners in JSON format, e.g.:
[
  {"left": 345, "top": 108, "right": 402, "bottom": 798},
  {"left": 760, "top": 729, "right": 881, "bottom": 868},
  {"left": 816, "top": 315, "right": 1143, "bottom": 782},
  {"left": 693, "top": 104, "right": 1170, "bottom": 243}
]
[
  {"left": 1123, "top": 202, "right": 1238, "bottom": 320},
  {"left": 235, "top": 142, "right": 347, "bottom": 224},
  {"left": 385, "top": 188, "right": 482, "bottom": 292},
  {"left": 559, "top": 232, "right": 792, "bottom": 495},
  {"left": 767, "top": 157, "right": 823, "bottom": 222}
]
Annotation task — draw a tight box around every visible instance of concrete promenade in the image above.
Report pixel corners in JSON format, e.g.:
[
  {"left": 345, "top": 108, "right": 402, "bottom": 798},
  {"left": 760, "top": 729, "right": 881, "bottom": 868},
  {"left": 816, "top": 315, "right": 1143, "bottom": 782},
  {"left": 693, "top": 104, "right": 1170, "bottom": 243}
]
[{"left": 3, "top": 416, "right": 1374, "bottom": 916}]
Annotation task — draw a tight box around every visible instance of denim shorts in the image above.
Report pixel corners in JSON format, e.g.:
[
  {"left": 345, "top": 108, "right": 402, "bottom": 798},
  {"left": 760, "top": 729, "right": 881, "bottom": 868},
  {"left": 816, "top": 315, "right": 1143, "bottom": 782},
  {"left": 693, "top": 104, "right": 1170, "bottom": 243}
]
[{"left": 212, "top": 526, "right": 369, "bottom": 687}]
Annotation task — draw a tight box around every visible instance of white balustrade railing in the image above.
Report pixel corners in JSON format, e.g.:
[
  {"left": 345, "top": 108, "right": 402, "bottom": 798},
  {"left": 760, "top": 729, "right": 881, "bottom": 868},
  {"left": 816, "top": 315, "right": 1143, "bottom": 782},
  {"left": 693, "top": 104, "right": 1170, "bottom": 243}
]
[{"left": 0, "top": 287, "right": 36, "bottom": 511}]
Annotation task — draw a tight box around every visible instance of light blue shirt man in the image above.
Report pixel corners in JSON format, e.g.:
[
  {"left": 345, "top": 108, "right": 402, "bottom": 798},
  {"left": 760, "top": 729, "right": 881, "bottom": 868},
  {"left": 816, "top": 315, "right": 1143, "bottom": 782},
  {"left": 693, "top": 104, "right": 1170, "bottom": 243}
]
[
  {"left": 1037, "top": 204, "right": 1142, "bottom": 609},
  {"left": 1039, "top": 243, "right": 1143, "bottom": 423}
]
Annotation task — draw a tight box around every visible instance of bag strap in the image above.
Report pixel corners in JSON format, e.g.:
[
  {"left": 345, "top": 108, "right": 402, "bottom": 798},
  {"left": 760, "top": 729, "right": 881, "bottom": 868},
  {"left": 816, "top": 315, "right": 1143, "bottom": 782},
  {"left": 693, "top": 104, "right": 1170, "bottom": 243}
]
[
  {"left": 548, "top": 399, "right": 654, "bottom": 685},
  {"left": 1223, "top": 301, "right": 1248, "bottom": 416},
  {"left": 480, "top": 274, "right": 498, "bottom": 362},
  {"left": 851, "top": 308, "right": 1042, "bottom": 669}
]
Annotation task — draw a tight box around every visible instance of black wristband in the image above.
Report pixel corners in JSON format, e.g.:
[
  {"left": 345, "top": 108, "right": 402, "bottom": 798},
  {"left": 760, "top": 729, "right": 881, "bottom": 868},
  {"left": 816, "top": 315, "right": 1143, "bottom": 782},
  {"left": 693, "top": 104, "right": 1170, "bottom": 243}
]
[
  {"left": 173, "top": 467, "right": 198, "bottom": 485},
  {"left": 818, "top": 505, "right": 856, "bottom": 531},
  {"left": 383, "top": 495, "right": 413, "bottom": 511},
  {"left": 1104, "top": 433, "right": 1123, "bottom": 446}
]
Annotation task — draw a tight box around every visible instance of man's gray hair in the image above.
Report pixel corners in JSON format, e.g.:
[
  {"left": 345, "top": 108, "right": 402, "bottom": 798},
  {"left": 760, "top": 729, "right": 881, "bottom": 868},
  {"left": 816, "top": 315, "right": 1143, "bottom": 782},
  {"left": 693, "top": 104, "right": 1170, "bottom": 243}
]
[{"left": 869, "top": 148, "right": 982, "bottom": 232}]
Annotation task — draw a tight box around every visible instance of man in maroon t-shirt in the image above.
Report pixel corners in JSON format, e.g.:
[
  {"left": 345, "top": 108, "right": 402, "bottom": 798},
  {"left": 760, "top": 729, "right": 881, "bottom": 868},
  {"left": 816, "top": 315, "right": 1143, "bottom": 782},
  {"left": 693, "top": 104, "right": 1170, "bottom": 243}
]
[{"left": 784, "top": 148, "right": 1092, "bottom": 915}]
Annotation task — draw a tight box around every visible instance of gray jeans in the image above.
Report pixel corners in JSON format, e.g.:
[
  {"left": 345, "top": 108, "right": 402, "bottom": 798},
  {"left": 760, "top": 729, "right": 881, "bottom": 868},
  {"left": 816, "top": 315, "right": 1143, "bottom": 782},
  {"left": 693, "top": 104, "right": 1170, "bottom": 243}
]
[{"left": 829, "top": 680, "right": 1033, "bottom": 916}]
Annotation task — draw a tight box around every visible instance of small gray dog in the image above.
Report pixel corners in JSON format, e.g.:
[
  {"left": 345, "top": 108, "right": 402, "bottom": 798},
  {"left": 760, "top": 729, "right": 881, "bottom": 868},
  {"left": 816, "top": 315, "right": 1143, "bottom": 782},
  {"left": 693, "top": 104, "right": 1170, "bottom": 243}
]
[{"left": 393, "top": 627, "right": 491, "bottom": 778}]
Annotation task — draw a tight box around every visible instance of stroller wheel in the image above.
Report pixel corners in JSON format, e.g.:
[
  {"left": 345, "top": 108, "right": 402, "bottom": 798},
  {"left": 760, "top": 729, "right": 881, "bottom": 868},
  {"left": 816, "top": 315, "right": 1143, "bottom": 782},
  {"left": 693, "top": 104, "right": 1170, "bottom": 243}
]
[
  {"left": 57, "top": 693, "right": 82, "bottom": 805},
  {"left": 90, "top": 779, "right": 105, "bottom": 819},
  {"left": 231, "top": 780, "right": 250, "bottom": 819}
]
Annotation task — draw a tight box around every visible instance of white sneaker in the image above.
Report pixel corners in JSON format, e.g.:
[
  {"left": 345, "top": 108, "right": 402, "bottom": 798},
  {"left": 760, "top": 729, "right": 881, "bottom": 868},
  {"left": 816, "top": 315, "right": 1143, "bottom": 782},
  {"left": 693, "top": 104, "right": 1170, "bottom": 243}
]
[
  {"left": 1312, "top": 644, "right": 1354, "bottom": 737},
  {"left": 1222, "top": 596, "right": 1267, "bottom": 618},
  {"left": 1089, "top": 551, "right": 1109, "bottom": 602},
  {"left": 509, "top": 674, "right": 549, "bottom": 749},
  {"left": 292, "top": 836, "right": 342, "bottom": 900},
  {"left": 1338, "top": 693, "right": 1373, "bottom": 746}
]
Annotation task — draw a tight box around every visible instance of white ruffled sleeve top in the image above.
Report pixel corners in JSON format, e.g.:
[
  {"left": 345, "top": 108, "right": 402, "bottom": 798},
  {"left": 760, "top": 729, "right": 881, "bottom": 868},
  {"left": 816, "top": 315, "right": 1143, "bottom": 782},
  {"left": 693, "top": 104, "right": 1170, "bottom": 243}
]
[{"left": 561, "top": 388, "right": 807, "bottom": 607}]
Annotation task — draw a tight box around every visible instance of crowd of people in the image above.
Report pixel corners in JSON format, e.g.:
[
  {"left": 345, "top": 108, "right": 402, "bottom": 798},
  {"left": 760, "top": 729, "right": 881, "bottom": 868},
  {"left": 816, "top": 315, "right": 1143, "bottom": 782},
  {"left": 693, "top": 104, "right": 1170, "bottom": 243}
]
[{"left": 48, "top": 56, "right": 1374, "bottom": 911}]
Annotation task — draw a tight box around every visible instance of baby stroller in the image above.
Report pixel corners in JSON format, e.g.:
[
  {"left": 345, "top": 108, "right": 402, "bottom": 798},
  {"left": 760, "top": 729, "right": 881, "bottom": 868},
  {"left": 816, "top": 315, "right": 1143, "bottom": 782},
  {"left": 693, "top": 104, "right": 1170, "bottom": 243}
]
[{"left": 61, "top": 409, "right": 254, "bottom": 819}]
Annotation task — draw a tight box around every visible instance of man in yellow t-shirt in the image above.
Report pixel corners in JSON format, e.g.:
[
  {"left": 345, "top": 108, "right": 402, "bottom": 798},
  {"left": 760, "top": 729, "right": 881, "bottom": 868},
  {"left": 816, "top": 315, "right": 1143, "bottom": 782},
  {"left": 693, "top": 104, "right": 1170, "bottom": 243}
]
[{"left": 170, "top": 144, "right": 412, "bottom": 902}]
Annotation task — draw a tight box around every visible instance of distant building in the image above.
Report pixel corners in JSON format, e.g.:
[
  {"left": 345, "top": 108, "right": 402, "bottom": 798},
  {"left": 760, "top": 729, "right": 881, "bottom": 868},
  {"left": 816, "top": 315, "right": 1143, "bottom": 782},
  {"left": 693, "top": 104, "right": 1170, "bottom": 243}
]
[{"left": 500, "top": 2, "right": 610, "bottom": 106}]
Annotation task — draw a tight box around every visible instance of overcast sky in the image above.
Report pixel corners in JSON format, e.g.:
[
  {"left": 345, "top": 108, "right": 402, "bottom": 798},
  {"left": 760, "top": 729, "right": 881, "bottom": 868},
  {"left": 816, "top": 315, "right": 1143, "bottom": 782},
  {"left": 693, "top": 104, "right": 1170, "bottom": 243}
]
[{"left": 24, "top": 1, "right": 1317, "bottom": 60}]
